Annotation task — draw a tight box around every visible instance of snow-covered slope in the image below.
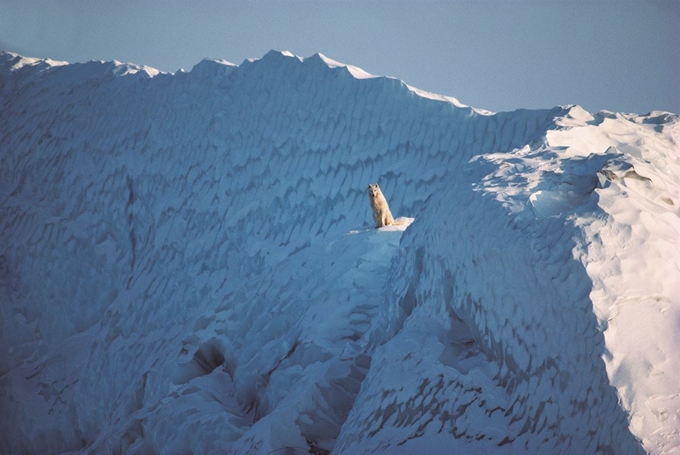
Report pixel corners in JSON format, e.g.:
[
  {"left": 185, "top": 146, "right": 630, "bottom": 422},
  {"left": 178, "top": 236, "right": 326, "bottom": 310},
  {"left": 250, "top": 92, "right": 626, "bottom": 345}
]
[{"left": 0, "top": 50, "right": 678, "bottom": 455}]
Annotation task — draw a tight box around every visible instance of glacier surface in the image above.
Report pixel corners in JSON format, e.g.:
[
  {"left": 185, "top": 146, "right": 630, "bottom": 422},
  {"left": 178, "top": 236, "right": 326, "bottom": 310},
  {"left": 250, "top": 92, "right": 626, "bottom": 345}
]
[{"left": 0, "top": 50, "right": 679, "bottom": 454}]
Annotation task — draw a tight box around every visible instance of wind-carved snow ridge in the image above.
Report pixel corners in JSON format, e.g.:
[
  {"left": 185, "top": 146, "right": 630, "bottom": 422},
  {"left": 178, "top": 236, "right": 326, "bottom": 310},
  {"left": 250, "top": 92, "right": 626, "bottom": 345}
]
[{"left": 0, "top": 50, "right": 678, "bottom": 455}]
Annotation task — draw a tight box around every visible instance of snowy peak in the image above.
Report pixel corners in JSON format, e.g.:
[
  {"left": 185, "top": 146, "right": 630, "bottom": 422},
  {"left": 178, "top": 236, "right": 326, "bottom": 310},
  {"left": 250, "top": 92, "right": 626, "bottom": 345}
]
[
  {"left": 0, "top": 49, "right": 473, "bottom": 110},
  {"left": 263, "top": 49, "right": 300, "bottom": 60},
  {"left": 242, "top": 49, "right": 302, "bottom": 68},
  {"left": 65, "top": 59, "right": 162, "bottom": 79},
  {"left": 189, "top": 57, "right": 237, "bottom": 79},
  {"left": 0, "top": 50, "right": 67, "bottom": 73},
  {"left": 235, "top": 50, "right": 476, "bottom": 110},
  {"left": 0, "top": 51, "right": 161, "bottom": 81},
  {"left": 309, "top": 52, "right": 377, "bottom": 79},
  {"left": 104, "top": 60, "right": 160, "bottom": 78}
]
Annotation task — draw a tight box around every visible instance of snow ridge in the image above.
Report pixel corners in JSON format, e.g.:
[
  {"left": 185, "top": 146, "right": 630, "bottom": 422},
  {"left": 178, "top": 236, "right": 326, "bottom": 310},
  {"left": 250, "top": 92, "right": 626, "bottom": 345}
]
[{"left": 0, "top": 50, "right": 678, "bottom": 454}]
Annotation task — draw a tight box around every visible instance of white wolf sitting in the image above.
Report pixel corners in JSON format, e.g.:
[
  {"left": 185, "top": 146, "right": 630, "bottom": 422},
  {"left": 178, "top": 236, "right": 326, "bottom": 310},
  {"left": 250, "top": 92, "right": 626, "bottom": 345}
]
[{"left": 367, "top": 183, "right": 395, "bottom": 228}]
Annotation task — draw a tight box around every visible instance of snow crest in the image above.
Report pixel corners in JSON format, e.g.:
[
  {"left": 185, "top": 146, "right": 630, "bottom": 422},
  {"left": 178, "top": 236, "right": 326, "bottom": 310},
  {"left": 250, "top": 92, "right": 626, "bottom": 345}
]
[{"left": 1, "top": 50, "right": 678, "bottom": 454}]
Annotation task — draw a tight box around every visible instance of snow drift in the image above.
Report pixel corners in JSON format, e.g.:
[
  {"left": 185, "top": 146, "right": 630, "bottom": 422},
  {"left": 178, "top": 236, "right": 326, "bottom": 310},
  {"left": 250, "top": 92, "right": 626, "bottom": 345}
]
[{"left": 0, "top": 50, "right": 678, "bottom": 454}]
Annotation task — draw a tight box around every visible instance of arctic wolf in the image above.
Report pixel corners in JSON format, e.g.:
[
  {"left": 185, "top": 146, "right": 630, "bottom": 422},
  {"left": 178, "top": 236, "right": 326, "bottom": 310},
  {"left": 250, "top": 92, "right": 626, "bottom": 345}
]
[{"left": 367, "top": 183, "right": 394, "bottom": 228}]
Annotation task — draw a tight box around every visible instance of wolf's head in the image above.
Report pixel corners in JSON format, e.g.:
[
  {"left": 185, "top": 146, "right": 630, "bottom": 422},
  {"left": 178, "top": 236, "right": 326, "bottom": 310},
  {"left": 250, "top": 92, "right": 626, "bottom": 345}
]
[{"left": 367, "top": 183, "right": 382, "bottom": 199}]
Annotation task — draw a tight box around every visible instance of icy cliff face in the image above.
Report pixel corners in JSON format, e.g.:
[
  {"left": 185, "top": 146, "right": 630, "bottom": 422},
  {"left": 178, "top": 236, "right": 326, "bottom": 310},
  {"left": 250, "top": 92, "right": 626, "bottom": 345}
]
[{"left": 0, "top": 50, "right": 678, "bottom": 454}]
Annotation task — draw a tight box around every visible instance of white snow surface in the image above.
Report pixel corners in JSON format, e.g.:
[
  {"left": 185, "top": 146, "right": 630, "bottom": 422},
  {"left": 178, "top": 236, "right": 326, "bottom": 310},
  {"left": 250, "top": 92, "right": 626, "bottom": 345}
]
[{"left": 0, "top": 49, "right": 678, "bottom": 455}]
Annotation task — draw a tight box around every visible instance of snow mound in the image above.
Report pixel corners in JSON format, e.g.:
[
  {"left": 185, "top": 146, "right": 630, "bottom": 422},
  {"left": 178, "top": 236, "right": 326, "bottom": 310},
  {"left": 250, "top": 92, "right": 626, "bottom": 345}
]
[{"left": 0, "top": 50, "right": 678, "bottom": 455}]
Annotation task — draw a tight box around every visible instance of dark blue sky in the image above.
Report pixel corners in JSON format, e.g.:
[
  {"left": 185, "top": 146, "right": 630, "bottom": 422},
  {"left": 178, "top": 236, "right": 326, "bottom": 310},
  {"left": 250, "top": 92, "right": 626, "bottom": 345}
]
[{"left": 1, "top": 0, "right": 678, "bottom": 114}]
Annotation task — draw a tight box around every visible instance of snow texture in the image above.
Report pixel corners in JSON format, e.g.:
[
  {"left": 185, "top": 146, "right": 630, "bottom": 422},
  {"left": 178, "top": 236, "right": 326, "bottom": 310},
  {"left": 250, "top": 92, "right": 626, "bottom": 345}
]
[{"left": 0, "top": 49, "right": 678, "bottom": 454}]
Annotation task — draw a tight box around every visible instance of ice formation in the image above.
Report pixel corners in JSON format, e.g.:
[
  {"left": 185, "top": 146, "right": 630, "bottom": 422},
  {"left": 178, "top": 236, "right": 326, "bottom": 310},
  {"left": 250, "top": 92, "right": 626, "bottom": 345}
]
[{"left": 0, "top": 49, "right": 678, "bottom": 454}]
